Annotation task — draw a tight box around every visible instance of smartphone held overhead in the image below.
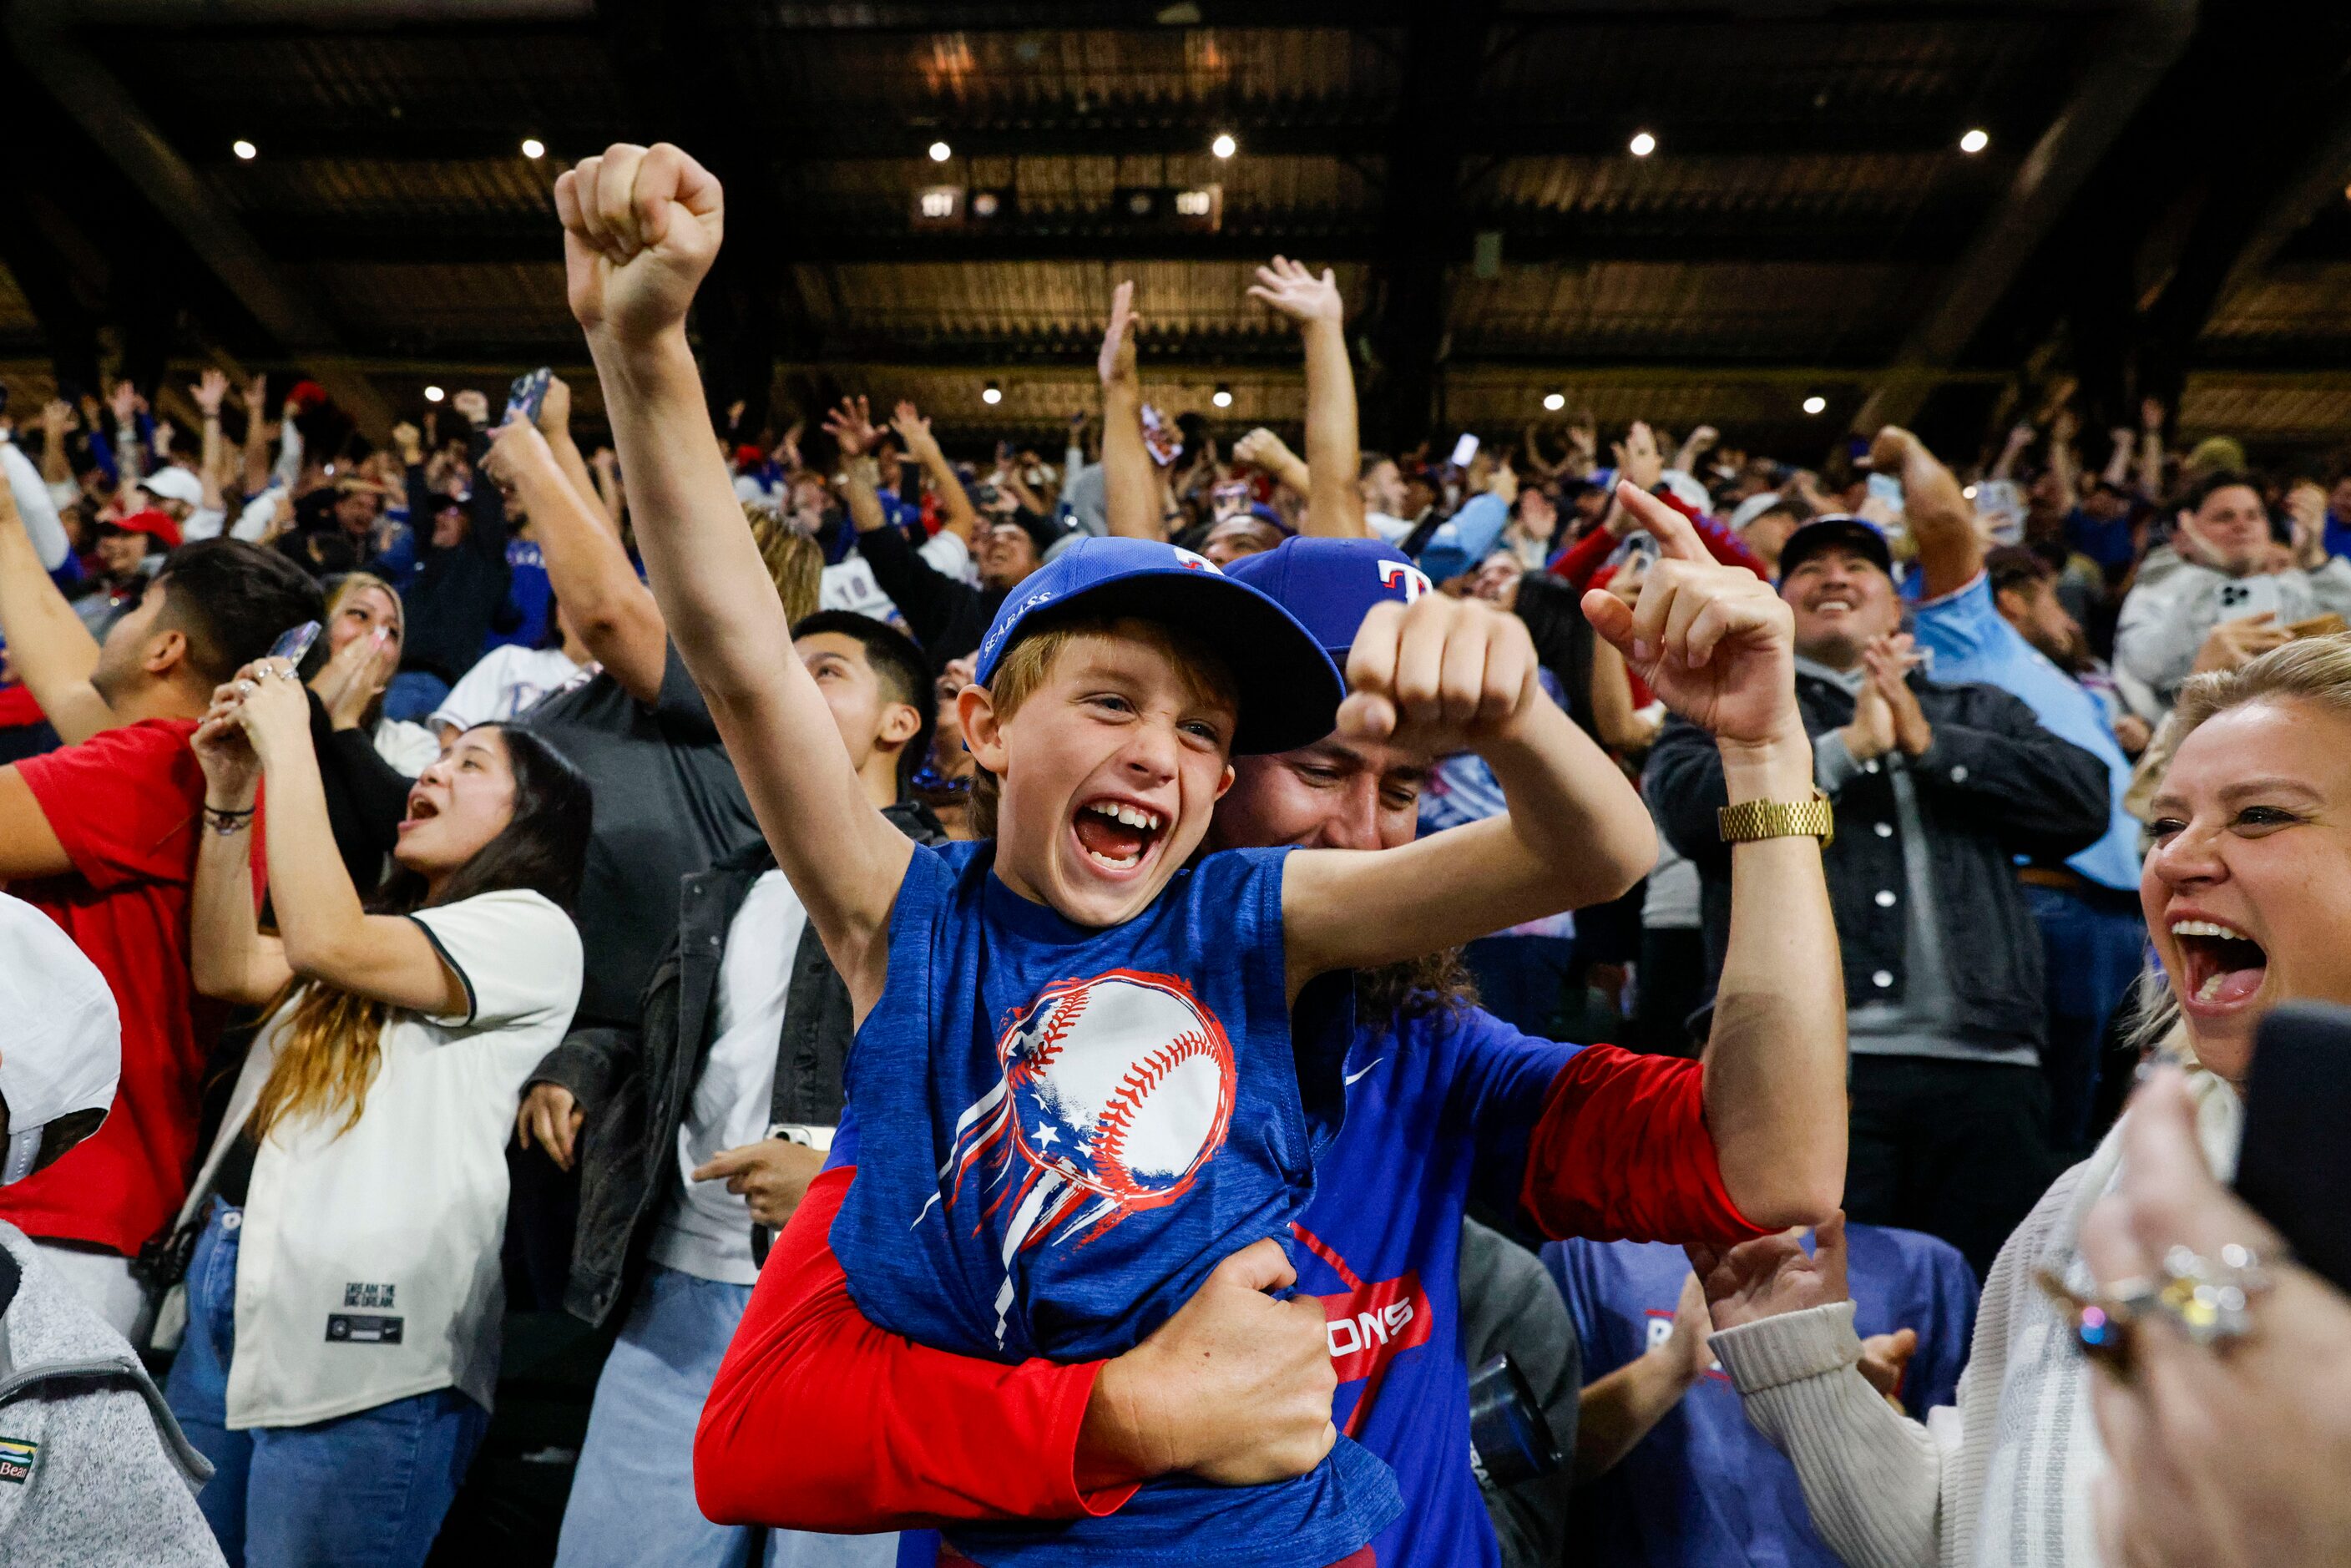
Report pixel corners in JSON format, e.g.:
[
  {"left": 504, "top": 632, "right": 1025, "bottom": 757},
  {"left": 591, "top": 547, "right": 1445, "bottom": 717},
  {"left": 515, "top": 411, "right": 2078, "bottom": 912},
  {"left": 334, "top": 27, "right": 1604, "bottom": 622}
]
[{"left": 505, "top": 367, "right": 554, "bottom": 425}]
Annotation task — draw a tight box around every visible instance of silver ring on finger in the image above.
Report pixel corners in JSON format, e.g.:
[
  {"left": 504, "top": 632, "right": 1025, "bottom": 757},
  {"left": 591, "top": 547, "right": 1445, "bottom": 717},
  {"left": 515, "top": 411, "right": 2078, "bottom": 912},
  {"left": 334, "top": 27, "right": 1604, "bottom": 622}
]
[{"left": 236, "top": 679, "right": 256, "bottom": 695}]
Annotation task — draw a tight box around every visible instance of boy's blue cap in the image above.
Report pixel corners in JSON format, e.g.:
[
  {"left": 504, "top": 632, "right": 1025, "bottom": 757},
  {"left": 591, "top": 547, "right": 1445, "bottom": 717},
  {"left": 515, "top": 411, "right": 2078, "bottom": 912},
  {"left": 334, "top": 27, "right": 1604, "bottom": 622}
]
[
  {"left": 973, "top": 535, "right": 1344, "bottom": 756},
  {"left": 1225, "top": 537, "right": 1433, "bottom": 660}
]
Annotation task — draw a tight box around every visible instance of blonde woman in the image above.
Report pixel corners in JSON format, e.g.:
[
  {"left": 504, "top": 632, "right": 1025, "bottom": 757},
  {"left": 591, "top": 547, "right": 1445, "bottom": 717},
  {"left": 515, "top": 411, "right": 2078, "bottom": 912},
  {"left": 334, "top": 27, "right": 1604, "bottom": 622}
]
[
  {"left": 314, "top": 571, "right": 441, "bottom": 774},
  {"left": 168, "top": 658, "right": 589, "bottom": 1566},
  {"left": 1691, "top": 635, "right": 2351, "bottom": 1567}
]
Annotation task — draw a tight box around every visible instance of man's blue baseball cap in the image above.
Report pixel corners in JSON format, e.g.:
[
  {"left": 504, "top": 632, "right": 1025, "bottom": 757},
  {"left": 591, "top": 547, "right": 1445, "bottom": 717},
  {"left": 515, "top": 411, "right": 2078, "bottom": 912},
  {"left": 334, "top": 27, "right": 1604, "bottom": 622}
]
[
  {"left": 973, "top": 535, "right": 1344, "bottom": 756},
  {"left": 1225, "top": 537, "right": 1433, "bottom": 660}
]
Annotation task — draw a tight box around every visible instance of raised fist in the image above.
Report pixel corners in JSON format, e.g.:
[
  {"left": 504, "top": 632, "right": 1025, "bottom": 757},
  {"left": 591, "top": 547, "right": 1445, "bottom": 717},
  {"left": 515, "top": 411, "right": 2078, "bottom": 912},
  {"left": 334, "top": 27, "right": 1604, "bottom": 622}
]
[
  {"left": 554, "top": 142, "right": 726, "bottom": 346},
  {"left": 1342, "top": 593, "right": 1542, "bottom": 756}
]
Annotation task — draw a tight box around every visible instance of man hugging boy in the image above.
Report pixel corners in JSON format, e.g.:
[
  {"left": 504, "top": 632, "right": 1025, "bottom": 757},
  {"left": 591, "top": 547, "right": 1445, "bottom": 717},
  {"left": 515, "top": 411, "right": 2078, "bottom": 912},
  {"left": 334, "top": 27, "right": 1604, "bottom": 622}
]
[{"left": 559, "top": 143, "right": 1656, "bottom": 1567}]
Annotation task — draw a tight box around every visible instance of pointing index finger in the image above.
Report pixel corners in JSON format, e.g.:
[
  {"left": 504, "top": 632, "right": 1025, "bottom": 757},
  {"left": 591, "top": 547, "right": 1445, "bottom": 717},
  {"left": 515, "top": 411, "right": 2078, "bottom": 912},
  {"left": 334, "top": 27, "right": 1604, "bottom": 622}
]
[{"left": 1615, "top": 481, "right": 1707, "bottom": 563}]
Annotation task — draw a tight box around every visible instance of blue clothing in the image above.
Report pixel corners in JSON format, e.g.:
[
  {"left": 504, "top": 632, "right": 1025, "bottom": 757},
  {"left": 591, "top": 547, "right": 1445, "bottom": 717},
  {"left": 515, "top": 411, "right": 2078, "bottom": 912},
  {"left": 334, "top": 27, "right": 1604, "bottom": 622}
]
[
  {"left": 1545, "top": 1227, "right": 1978, "bottom": 1568},
  {"left": 879, "top": 1001, "right": 1582, "bottom": 1568},
  {"left": 1912, "top": 573, "right": 2141, "bottom": 892},
  {"left": 1413, "top": 492, "right": 1513, "bottom": 585},
  {"left": 560, "top": 1264, "right": 896, "bottom": 1568},
  {"left": 382, "top": 669, "right": 451, "bottom": 724},
  {"left": 832, "top": 839, "right": 1398, "bottom": 1567},
  {"left": 2024, "top": 882, "right": 2149, "bottom": 1152},
  {"left": 2065, "top": 506, "right": 2137, "bottom": 577},
  {"left": 164, "top": 1201, "right": 488, "bottom": 1568},
  {"left": 2328, "top": 510, "right": 2351, "bottom": 563},
  {"left": 486, "top": 538, "right": 554, "bottom": 652}
]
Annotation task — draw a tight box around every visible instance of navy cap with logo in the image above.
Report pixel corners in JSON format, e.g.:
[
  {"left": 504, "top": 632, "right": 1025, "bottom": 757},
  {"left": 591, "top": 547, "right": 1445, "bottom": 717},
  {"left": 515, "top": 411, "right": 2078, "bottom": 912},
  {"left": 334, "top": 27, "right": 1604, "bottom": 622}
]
[
  {"left": 1775, "top": 514, "right": 1893, "bottom": 584},
  {"left": 1224, "top": 536, "right": 1433, "bottom": 660},
  {"left": 973, "top": 535, "right": 1345, "bottom": 756}
]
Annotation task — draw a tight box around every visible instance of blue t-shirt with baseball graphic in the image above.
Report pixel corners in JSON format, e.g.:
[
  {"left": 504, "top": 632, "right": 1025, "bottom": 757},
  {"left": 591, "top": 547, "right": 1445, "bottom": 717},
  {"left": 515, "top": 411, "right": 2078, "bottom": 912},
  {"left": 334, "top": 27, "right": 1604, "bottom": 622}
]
[{"left": 831, "top": 837, "right": 1401, "bottom": 1568}]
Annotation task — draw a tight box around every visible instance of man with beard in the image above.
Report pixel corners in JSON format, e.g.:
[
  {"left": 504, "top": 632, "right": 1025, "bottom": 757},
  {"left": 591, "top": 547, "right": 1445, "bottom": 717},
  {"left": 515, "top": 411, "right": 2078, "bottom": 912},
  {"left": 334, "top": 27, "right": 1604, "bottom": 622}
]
[{"left": 1874, "top": 427, "right": 2156, "bottom": 1156}]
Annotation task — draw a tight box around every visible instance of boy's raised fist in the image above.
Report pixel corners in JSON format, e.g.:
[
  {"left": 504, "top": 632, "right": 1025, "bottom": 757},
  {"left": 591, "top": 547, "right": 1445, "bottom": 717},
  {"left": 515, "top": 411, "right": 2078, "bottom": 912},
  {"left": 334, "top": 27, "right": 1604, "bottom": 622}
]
[{"left": 554, "top": 142, "right": 726, "bottom": 345}]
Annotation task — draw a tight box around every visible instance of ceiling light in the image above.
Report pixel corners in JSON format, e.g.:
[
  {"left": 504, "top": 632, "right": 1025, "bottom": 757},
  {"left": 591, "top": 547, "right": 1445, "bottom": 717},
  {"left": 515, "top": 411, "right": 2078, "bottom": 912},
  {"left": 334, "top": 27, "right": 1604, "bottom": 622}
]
[
  {"left": 521, "top": 137, "right": 546, "bottom": 160},
  {"left": 928, "top": 140, "right": 953, "bottom": 163},
  {"left": 1959, "top": 128, "right": 1990, "bottom": 155},
  {"left": 423, "top": 385, "right": 446, "bottom": 403},
  {"left": 981, "top": 381, "right": 1003, "bottom": 406},
  {"left": 1212, "top": 384, "right": 1233, "bottom": 408},
  {"left": 1628, "top": 130, "right": 1656, "bottom": 158},
  {"left": 1211, "top": 132, "right": 1237, "bottom": 159},
  {"left": 1802, "top": 395, "right": 1828, "bottom": 416},
  {"left": 1542, "top": 391, "right": 1566, "bottom": 412},
  {"left": 231, "top": 139, "right": 257, "bottom": 160}
]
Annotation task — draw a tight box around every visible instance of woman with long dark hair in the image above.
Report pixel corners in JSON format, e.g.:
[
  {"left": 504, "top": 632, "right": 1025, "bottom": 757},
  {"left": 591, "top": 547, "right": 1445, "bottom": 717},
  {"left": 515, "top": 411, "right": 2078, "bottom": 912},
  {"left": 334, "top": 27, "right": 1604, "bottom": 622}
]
[{"left": 169, "top": 650, "right": 590, "bottom": 1566}]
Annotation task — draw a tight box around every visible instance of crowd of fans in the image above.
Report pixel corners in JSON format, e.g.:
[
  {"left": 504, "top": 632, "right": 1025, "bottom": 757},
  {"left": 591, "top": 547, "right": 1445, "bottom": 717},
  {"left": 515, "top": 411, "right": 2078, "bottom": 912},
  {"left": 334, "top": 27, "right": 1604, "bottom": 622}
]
[{"left": 0, "top": 136, "right": 2346, "bottom": 1568}]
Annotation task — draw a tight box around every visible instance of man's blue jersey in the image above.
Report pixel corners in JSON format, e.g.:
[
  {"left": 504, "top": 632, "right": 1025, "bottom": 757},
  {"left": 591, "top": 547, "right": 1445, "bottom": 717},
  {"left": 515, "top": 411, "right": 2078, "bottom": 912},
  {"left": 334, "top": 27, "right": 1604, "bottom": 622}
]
[{"left": 1544, "top": 1228, "right": 1979, "bottom": 1567}]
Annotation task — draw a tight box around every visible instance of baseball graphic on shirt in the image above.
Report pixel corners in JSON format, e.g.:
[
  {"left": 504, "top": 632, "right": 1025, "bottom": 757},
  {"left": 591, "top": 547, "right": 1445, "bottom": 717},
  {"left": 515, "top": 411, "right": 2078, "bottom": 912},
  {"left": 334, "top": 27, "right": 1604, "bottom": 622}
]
[{"left": 938, "top": 970, "right": 1237, "bottom": 1343}]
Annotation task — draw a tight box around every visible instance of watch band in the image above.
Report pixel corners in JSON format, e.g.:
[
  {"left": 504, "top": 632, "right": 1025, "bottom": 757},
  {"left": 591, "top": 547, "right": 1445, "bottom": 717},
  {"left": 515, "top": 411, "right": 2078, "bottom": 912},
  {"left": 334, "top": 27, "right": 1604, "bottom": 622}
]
[{"left": 1717, "top": 788, "right": 1834, "bottom": 848}]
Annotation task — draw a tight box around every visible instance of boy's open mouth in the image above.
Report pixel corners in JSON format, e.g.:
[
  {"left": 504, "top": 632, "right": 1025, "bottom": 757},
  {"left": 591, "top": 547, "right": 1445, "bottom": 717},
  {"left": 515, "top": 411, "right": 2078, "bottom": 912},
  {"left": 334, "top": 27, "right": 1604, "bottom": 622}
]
[
  {"left": 2170, "top": 918, "right": 2268, "bottom": 1010},
  {"left": 1071, "top": 797, "right": 1167, "bottom": 873}
]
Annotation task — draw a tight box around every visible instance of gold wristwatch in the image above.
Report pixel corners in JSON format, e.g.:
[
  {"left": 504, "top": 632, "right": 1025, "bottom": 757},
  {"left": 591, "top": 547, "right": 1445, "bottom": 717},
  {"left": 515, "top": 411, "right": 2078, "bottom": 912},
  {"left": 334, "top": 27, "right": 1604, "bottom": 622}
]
[{"left": 1717, "top": 787, "right": 1834, "bottom": 848}]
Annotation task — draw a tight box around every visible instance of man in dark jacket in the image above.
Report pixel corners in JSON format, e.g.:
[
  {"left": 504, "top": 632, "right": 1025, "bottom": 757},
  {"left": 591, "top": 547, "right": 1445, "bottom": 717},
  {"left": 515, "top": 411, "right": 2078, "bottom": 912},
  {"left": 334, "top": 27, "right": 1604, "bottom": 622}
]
[
  {"left": 388, "top": 394, "right": 510, "bottom": 719},
  {"left": 518, "top": 610, "right": 939, "bottom": 1568},
  {"left": 1646, "top": 518, "right": 2110, "bottom": 1275}
]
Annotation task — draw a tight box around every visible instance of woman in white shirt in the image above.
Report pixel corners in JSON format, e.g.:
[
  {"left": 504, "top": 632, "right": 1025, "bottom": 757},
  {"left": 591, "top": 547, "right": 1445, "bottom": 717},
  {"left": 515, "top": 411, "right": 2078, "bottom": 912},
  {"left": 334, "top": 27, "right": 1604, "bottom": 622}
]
[
  {"left": 1688, "top": 634, "right": 2351, "bottom": 1568},
  {"left": 172, "top": 652, "right": 589, "bottom": 1568}
]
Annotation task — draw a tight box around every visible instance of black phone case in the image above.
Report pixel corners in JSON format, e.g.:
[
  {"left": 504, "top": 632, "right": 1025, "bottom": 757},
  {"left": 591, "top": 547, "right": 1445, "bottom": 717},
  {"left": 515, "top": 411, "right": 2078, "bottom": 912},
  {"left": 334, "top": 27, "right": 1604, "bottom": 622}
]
[{"left": 2236, "top": 1003, "right": 2351, "bottom": 1295}]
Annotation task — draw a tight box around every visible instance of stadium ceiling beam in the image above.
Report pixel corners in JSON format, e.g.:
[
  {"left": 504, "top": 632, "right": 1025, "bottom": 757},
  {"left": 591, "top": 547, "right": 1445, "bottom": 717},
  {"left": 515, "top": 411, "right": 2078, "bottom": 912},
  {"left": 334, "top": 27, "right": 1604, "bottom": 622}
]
[
  {"left": 3, "top": 0, "right": 397, "bottom": 434},
  {"left": 1850, "top": 0, "right": 2199, "bottom": 433},
  {"left": 1361, "top": 2, "right": 1499, "bottom": 451},
  {"left": 2138, "top": 73, "right": 2351, "bottom": 402},
  {"left": 248, "top": 218, "right": 1970, "bottom": 268}
]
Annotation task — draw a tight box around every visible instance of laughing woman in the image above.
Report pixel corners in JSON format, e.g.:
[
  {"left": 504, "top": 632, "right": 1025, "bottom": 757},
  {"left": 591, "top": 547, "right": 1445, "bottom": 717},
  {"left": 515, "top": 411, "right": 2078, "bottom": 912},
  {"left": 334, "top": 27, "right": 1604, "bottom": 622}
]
[
  {"left": 1685, "top": 634, "right": 2351, "bottom": 1568},
  {"left": 169, "top": 652, "right": 589, "bottom": 1567}
]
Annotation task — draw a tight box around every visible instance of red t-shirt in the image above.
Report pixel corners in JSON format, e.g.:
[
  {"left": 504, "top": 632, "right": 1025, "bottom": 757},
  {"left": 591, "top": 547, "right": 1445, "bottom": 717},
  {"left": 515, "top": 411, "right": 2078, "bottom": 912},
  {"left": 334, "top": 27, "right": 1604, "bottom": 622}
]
[{"left": 3, "top": 719, "right": 240, "bottom": 1255}]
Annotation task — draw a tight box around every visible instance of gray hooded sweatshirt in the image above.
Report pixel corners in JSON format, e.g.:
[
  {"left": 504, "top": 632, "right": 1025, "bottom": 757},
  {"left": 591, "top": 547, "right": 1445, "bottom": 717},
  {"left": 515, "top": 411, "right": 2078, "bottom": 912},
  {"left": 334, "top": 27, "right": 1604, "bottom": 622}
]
[{"left": 0, "top": 1222, "right": 222, "bottom": 1566}]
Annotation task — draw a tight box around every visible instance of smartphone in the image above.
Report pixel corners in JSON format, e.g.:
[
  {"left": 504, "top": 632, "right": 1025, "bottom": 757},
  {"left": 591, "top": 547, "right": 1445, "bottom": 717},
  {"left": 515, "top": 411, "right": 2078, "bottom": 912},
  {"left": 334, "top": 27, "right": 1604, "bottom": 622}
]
[
  {"left": 1140, "top": 404, "right": 1181, "bottom": 467},
  {"left": 1449, "top": 432, "right": 1480, "bottom": 469},
  {"left": 268, "top": 620, "right": 322, "bottom": 674},
  {"left": 2237, "top": 1003, "right": 2351, "bottom": 1294},
  {"left": 504, "top": 367, "right": 553, "bottom": 426},
  {"left": 1866, "top": 472, "right": 1907, "bottom": 520}
]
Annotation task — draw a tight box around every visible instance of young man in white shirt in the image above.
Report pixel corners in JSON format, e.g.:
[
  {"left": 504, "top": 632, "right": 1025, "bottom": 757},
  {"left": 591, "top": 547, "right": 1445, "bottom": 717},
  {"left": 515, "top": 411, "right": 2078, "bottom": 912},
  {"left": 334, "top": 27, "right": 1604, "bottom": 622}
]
[{"left": 521, "top": 610, "right": 939, "bottom": 1568}]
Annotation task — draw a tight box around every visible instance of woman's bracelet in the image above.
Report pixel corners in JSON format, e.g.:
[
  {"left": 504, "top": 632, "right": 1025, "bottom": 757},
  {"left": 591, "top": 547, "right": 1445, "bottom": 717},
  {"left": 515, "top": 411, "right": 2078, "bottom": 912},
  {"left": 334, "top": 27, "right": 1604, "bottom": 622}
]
[{"left": 202, "top": 803, "right": 256, "bottom": 835}]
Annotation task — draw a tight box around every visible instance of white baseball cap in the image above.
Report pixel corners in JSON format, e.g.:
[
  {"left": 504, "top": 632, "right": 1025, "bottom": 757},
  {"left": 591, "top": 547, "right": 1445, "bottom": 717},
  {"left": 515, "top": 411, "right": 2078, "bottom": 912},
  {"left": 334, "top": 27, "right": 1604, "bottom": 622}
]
[
  {"left": 137, "top": 465, "right": 206, "bottom": 509},
  {"left": 1727, "top": 491, "right": 1785, "bottom": 532},
  {"left": 0, "top": 894, "right": 120, "bottom": 1184}
]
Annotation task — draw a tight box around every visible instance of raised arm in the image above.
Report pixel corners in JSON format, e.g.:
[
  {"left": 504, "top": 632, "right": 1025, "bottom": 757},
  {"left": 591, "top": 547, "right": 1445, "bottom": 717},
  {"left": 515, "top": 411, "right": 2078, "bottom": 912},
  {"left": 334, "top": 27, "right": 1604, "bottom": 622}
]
[
  {"left": 1249, "top": 257, "right": 1365, "bottom": 539},
  {"left": 0, "top": 478, "right": 110, "bottom": 744},
  {"left": 38, "top": 400, "right": 75, "bottom": 492},
  {"left": 559, "top": 142, "right": 910, "bottom": 1011},
  {"left": 1096, "top": 281, "right": 1161, "bottom": 541},
  {"left": 1232, "top": 427, "right": 1310, "bottom": 502},
  {"left": 1874, "top": 427, "right": 1979, "bottom": 600},
  {"left": 891, "top": 401, "right": 982, "bottom": 546},
  {"left": 1282, "top": 572, "right": 1657, "bottom": 995},
  {"left": 482, "top": 414, "right": 668, "bottom": 701},
  {"left": 2136, "top": 397, "right": 2165, "bottom": 498},
  {"left": 240, "top": 375, "right": 273, "bottom": 499},
  {"left": 822, "top": 395, "right": 893, "bottom": 537},
  {"left": 190, "top": 663, "right": 465, "bottom": 1014}
]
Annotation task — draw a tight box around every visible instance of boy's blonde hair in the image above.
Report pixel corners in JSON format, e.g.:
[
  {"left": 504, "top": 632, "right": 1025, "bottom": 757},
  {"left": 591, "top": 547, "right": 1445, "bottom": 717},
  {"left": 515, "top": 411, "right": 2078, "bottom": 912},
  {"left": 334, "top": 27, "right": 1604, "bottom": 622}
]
[{"left": 968, "top": 615, "right": 1239, "bottom": 839}]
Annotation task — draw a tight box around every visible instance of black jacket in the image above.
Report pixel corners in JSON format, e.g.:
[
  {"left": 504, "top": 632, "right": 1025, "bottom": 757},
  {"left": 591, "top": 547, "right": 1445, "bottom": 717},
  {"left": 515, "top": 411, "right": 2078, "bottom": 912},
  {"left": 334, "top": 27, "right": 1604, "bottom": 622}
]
[
  {"left": 1645, "top": 668, "right": 2110, "bottom": 1049},
  {"left": 854, "top": 522, "right": 1005, "bottom": 665},
  {"left": 399, "top": 429, "right": 511, "bottom": 683},
  {"left": 527, "top": 802, "right": 948, "bottom": 1328}
]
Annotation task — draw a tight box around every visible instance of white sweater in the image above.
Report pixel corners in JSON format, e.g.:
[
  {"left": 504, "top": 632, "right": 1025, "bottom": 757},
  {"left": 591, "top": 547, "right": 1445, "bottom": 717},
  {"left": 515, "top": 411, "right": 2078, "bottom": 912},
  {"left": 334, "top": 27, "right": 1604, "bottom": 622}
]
[{"left": 1707, "top": 1070, "right": 2241, "bottom": 1568}]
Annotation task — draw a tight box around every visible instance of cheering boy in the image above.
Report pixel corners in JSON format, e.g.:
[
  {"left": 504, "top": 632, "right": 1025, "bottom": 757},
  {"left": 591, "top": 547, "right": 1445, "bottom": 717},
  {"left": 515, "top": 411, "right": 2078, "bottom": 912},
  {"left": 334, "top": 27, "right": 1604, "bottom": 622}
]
[{"left": 559, "top": 142, "right": 1655, "bottom": 1567}]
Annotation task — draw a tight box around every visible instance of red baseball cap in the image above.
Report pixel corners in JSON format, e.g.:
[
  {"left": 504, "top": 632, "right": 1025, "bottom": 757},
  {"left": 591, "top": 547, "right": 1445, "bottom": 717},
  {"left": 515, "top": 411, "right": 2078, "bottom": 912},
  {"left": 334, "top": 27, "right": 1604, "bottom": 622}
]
[{"left": 103, "top": 508, "right": 184, "bottom": 549}]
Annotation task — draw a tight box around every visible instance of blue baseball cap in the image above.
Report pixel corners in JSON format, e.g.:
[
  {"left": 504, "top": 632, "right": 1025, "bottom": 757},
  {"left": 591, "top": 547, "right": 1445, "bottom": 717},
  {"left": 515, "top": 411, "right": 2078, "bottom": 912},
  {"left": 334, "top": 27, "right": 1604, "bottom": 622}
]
[
  {"left": 973, "top": 536, "right": 1344, "bottom": 755},
  {"left": 1224, "top": 537, "right": 1433, "bottom": 660},
  {"left": 1776, "top": 514, "right": 1893, "bottom": 583}
]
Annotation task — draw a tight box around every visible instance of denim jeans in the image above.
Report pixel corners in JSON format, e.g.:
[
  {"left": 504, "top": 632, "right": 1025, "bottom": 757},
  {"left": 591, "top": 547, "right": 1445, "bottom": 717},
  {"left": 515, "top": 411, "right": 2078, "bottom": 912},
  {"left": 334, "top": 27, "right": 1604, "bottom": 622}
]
[
  {"left": 2024, "top": 882, "right": 2151, "bottom": 1154},
  {"left": 163, "top": 1200, "right": 489, "bottom": 1567},
  {"left": 557, "top": 1263, "right": 898, "bottom": 1568},
  {"left": 382, "top": 670, "right": 451, "bottom": 724}
]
